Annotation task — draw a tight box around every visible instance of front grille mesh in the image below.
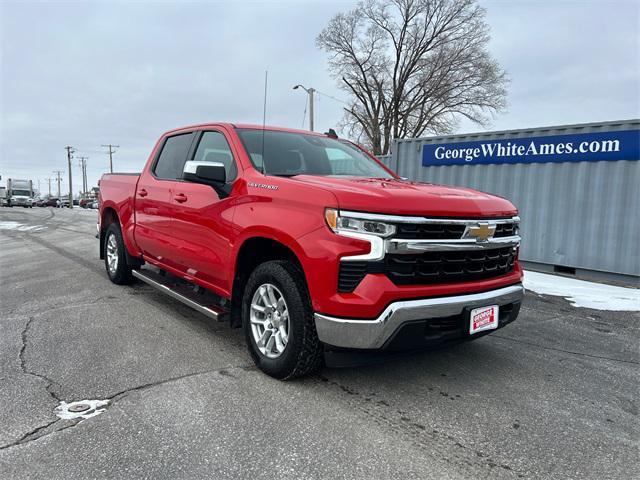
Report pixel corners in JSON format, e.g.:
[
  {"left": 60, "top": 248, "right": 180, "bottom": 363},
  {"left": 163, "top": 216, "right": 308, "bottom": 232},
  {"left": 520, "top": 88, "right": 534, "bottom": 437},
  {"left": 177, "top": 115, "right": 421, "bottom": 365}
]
[
  {"left": 338, "top": 246, "right": 517, "bottom": 292},
  {"left": 385, "top": 246, "right": 516, "bottom": 285},
  {"left": 494, "top": 223, "right": 518, "bottom": 238},
  {"left": 395, "top": 223, "right": 466, "bottom": 239}
]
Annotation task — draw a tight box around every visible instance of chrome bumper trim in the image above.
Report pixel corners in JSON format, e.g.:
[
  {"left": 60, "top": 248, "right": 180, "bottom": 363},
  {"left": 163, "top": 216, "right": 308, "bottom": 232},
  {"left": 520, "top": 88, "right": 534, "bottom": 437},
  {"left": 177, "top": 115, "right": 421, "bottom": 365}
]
[
  {"left": 314, "top": 284, "right": 524, "bottom": 349},
  {"left": 386, "top": 235, "right": 521, "bottom": 253}
]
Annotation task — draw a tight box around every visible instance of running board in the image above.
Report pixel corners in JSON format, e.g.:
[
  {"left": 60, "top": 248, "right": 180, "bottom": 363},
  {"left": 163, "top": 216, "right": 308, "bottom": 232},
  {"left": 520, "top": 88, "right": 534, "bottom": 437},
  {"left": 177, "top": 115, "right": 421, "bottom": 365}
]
[{"left": 132, "top": 268, "right": 229, "bottom": 322}]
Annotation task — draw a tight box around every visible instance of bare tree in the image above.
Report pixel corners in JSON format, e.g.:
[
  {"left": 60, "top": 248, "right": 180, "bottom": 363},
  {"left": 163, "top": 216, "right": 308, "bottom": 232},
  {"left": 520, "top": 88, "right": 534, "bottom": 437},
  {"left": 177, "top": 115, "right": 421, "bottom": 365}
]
[{"left": 317, "top": 0, "right": 508, "bottom": 155}]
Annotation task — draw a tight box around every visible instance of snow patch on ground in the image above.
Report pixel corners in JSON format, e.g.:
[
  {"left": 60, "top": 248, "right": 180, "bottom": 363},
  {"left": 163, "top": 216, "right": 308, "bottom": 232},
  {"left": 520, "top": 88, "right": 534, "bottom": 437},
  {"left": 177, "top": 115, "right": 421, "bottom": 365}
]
[
  {"left": 524, "top": 270, "right": 639, "bottom": 311},
  {"left": 0, "top": 221, "right": 46, "bottom": 232}
]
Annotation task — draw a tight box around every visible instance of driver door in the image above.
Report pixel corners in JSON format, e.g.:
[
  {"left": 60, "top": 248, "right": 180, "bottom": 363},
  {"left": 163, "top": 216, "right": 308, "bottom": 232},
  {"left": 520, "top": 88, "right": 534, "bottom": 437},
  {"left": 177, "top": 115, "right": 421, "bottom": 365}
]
[{"left": 169, "top": 129, "right": 239, "bottom": 296}]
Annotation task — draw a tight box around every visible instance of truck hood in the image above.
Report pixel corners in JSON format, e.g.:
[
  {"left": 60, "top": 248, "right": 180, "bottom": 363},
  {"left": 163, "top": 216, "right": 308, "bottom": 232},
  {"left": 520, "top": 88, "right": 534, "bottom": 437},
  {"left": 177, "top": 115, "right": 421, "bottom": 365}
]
[{"left": 291, "top": 176, "right": 517, "bottom": 217}]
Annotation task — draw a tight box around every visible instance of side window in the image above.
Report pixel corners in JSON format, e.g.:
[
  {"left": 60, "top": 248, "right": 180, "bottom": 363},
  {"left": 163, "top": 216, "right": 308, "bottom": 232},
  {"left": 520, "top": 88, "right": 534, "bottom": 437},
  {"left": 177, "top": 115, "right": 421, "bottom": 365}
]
[
  {"left": 153, "top": 133, "right": 194, "bottom": 180},
  {"left": 192, "top": 131, "right": 237, "bottom": 182}
]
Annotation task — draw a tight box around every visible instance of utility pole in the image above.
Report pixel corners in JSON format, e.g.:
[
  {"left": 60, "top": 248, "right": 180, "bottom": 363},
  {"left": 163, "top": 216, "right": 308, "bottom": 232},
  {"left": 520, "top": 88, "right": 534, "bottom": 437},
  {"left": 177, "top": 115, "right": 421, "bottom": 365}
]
[
  {"left": 77, "top": 156, "right": 88, "bottom": 197},
  {"left": 293, "top": 85, "right": 315, "bottom": 132},
  {"left": 101, "top": 144, "right": 119, "bottom": 173},
  {"left": 53, "top": 170, "right": 64, "bottom": 200},
  {"left": 65, "top": 146, "right": 74, "bottom": 208},
  {"left": 46, "top": 178, "right": 52, "bottom": 196}
]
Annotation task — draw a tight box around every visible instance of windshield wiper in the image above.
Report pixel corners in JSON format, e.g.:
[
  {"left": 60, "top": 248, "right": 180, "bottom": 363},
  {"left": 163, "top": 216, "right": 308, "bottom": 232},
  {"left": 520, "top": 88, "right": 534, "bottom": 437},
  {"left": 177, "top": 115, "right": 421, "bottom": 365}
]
[{"left": 269, "top": 173, "right": 299, "bottom": 177}]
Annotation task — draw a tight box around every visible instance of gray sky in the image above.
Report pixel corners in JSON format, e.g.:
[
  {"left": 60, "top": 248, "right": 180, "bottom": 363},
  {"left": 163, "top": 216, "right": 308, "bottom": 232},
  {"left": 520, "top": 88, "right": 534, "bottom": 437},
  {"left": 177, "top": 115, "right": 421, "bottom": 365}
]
[{"left": 1, "top": 0, "right": 638, "bottom": 195}]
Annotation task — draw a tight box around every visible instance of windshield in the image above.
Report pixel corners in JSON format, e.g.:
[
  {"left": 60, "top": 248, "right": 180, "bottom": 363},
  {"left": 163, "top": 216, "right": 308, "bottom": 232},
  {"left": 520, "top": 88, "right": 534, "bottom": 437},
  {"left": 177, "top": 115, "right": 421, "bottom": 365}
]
[
  {"left": 236, "top": 129, "right": 394, "bottom": 179},
  {"left": 12, "top": 189, "right": 31, "bottom": 196}
]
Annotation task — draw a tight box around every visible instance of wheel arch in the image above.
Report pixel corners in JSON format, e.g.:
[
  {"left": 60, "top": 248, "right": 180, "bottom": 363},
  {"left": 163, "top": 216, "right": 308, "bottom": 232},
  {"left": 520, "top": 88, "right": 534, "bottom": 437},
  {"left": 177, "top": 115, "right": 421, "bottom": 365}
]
[
  {"left": 99, "top": 207, "right": 120, "bottom": 260},
  {"left": 99, "top": 206, "right": 142, "bottom": 269},
  {"left": 230, "top": 235, "right": 308, "bottom": 328}
]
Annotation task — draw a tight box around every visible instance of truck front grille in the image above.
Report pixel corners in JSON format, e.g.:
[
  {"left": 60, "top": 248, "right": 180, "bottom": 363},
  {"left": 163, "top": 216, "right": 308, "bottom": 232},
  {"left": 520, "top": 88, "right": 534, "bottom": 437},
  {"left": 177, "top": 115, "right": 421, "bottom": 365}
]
[
  {"left": 395, "top": 223, "right": 466, "bottom": 239},
  {"left": 337, "top": 246, "right": 517, "bottom": 292},
  {"left": 393, "top": 217, "right": 518, "bottom": 239},
  {"left": 385, "top": 246, "right": 516, "bottom": 285}
]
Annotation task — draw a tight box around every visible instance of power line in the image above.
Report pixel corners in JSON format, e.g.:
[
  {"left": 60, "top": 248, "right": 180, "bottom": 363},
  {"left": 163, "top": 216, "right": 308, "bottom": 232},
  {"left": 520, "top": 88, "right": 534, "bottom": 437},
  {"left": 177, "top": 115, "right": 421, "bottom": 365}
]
[{"left": 313, "top": 89, "right": 350, "bottom": 106}]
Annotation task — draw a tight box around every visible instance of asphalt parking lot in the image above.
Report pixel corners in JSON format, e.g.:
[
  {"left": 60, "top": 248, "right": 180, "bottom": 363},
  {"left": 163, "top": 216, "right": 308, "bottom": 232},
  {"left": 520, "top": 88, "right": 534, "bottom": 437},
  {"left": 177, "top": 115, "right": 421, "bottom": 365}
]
[{"left": 0, "top": 207, "right": 638, "bottom": 480}]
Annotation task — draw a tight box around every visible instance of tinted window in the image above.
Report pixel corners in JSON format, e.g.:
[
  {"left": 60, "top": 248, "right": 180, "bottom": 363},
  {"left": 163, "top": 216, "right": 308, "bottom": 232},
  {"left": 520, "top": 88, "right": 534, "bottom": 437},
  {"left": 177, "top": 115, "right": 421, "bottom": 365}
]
[
  {"left": 236, "top": 129, "right": 393, "bottom": 179},
  {"left": 154, "top": 133, "right": 193, "bottom": 180},
  {"left": 192, "top": 131, "right": 237, "bottom": 182}
]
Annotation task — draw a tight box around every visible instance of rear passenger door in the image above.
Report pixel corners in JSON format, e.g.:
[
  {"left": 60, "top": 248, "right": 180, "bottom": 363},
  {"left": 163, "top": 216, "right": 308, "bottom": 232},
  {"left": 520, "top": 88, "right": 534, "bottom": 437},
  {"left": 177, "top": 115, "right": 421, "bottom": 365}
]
[
  {"left": 169, "top": 129, "right": 239, "bottom": 295},
  {"left": 134, "top": 131, "right": 195, "bottom": 269}
]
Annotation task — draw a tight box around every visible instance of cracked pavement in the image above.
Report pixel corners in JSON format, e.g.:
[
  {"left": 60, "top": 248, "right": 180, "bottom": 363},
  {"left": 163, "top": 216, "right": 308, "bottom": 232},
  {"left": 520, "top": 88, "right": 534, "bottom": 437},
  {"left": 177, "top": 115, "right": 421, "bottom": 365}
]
[{"left": 0, "top": 207, "right": 638, "bottom": 479}]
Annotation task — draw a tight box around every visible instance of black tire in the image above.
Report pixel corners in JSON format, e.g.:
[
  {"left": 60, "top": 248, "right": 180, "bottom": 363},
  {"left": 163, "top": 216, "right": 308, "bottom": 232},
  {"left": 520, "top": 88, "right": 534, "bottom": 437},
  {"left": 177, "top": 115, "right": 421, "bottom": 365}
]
[
  {"left": 242, "top": 260, "right": 323, "bottom": 380},
  {"left": 103, "top": 223, "right": 134, "bottom": 285}
]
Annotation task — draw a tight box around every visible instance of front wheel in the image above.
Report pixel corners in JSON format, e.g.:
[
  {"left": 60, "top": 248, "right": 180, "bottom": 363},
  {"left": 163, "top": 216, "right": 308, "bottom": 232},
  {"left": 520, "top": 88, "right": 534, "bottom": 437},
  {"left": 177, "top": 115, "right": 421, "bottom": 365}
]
[
  {"left": 242, "top": 260, "right": 323, "bottom": 379},
  {"left": 103, "top": 223, "right": 134, "bottom": 284}
]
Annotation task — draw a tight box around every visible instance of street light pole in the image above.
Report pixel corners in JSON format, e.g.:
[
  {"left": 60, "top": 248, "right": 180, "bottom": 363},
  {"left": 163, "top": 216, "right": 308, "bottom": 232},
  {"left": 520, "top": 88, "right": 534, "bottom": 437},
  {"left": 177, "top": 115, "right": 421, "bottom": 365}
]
[
  {"left": 308, "top": 88, "right": 315, "bottom": 132},
  {"left": 293, "top": 84, "right": 315, "bottom": 132}
]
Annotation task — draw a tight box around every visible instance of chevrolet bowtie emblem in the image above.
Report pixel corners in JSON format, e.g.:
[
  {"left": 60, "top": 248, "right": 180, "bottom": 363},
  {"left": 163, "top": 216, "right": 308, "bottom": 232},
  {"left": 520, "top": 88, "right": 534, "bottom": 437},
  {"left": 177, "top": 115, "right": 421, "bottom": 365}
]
[{"left": 467, "top": 223, "right": 496, "bottom": 242}]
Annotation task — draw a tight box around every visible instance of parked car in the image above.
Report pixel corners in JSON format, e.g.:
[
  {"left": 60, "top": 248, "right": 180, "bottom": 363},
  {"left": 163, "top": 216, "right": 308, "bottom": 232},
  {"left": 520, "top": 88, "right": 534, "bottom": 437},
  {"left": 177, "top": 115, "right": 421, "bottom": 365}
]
[
  {"left": 43, "top": 197, "right": 60, "bottom": 207},
  {"left": 59, "top": 198, "right": 70, "bottom": 208},
  {"left": 98, "top": 123, "right": 523, "bottom": 379},
  {"left": 79, "top": 198, "right": 93, "bottom": 208}
]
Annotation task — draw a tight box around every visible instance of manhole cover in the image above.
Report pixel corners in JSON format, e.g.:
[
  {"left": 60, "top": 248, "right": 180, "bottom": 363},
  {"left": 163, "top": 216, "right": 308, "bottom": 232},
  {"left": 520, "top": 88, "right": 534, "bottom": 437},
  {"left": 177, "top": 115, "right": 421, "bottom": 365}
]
[
  {"left": 68, "top": 403, "right": 91, "bottom": 413},
  {"left": 55, "top": 399, "right": 109, "bottom": 420}
]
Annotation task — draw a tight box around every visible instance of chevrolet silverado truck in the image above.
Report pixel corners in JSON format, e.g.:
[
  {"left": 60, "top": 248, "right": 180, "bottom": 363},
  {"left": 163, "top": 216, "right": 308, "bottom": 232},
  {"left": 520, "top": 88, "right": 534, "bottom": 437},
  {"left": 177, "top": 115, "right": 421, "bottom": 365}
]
[{"left": 98, "top": 123, "right": 523, "bottom": 379}]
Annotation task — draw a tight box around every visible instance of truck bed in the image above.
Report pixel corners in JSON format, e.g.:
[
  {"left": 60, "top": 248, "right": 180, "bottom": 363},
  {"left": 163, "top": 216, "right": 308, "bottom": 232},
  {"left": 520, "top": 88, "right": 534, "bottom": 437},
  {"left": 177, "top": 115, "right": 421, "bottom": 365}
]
[
  {"left": 98, "top": 173, "right": 140, "bottom": 249},
  {"left": 99, "top": 173, "right": 140, "bottom": 206}
]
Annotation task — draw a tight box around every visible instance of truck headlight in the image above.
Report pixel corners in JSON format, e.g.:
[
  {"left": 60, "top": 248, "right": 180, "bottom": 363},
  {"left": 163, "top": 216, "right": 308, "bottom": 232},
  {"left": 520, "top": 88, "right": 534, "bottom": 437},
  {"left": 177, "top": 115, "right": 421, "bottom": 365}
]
[
  {"left": 324, "top": 209, "right": 390, "bottom": 261},
  {"left": 325, "top": 209, "right": 396, "bottom": 237}
]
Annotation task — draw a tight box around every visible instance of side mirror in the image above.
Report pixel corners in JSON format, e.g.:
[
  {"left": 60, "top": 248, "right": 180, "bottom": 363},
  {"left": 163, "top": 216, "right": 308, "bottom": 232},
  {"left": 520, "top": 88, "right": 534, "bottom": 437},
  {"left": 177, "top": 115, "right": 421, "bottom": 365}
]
[{"left": 183, "top": 161, "right": 226, "bottom": 185}]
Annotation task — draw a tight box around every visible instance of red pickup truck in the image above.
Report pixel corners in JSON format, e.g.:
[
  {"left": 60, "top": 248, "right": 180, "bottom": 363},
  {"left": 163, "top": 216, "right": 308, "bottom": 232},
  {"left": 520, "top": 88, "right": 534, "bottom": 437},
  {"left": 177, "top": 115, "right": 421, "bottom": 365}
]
[{"left": 99, "top": 123, "right": 523, "bottom": 379}]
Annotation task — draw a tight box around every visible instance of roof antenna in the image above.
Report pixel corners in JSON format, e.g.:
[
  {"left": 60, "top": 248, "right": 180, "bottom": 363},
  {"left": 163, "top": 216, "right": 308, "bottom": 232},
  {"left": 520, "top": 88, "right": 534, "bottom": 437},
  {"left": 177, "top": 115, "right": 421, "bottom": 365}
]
[{"left": 261, "top": 70, "right": 268, "bottom": 174}]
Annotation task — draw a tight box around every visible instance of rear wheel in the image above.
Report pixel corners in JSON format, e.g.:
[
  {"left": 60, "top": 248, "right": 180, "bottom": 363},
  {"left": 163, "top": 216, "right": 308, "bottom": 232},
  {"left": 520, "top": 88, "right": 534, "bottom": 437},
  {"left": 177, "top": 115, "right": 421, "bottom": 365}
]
[
  {"left": 104, "top": 223, "right": 134, "bottom": 284},
  {"left": 242, "top": 260, "right": 323, "bottom": 379}
]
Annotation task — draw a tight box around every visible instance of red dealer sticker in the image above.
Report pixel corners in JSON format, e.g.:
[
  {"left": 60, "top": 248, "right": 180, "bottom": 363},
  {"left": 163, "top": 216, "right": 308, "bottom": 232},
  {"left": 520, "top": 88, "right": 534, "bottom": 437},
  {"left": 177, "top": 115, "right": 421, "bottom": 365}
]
[{"left": 469, "top": 305, "right": 499, "bottom": 335}]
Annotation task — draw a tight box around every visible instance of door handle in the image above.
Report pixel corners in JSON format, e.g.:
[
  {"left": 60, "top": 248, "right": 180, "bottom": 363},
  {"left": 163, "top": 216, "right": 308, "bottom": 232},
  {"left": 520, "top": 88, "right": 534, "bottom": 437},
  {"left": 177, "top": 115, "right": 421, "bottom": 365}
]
[
  {"left": 138, "top": 189, "right": 148, "bottom": 197},
  {"left": 174, "top": 193, "right": 188, "bottom": 203}
]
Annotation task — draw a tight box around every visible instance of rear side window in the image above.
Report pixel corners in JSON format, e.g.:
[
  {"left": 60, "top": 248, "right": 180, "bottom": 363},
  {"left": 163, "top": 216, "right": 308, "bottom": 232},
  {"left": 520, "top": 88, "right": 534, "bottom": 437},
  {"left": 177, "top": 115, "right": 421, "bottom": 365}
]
[
  {"left": 192, "top": 131, "right": 237, "bottom": 182},
  {"left": 154, "top": 133, "right": 194, "bottom": 180}
]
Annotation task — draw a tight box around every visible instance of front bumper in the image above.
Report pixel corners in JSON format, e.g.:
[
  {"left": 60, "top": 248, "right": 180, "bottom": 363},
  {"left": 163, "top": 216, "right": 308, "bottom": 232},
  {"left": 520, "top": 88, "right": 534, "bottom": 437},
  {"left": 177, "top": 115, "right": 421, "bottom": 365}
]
[{"left": 314, "top": 284, "right": 524, "bottom": 350}]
